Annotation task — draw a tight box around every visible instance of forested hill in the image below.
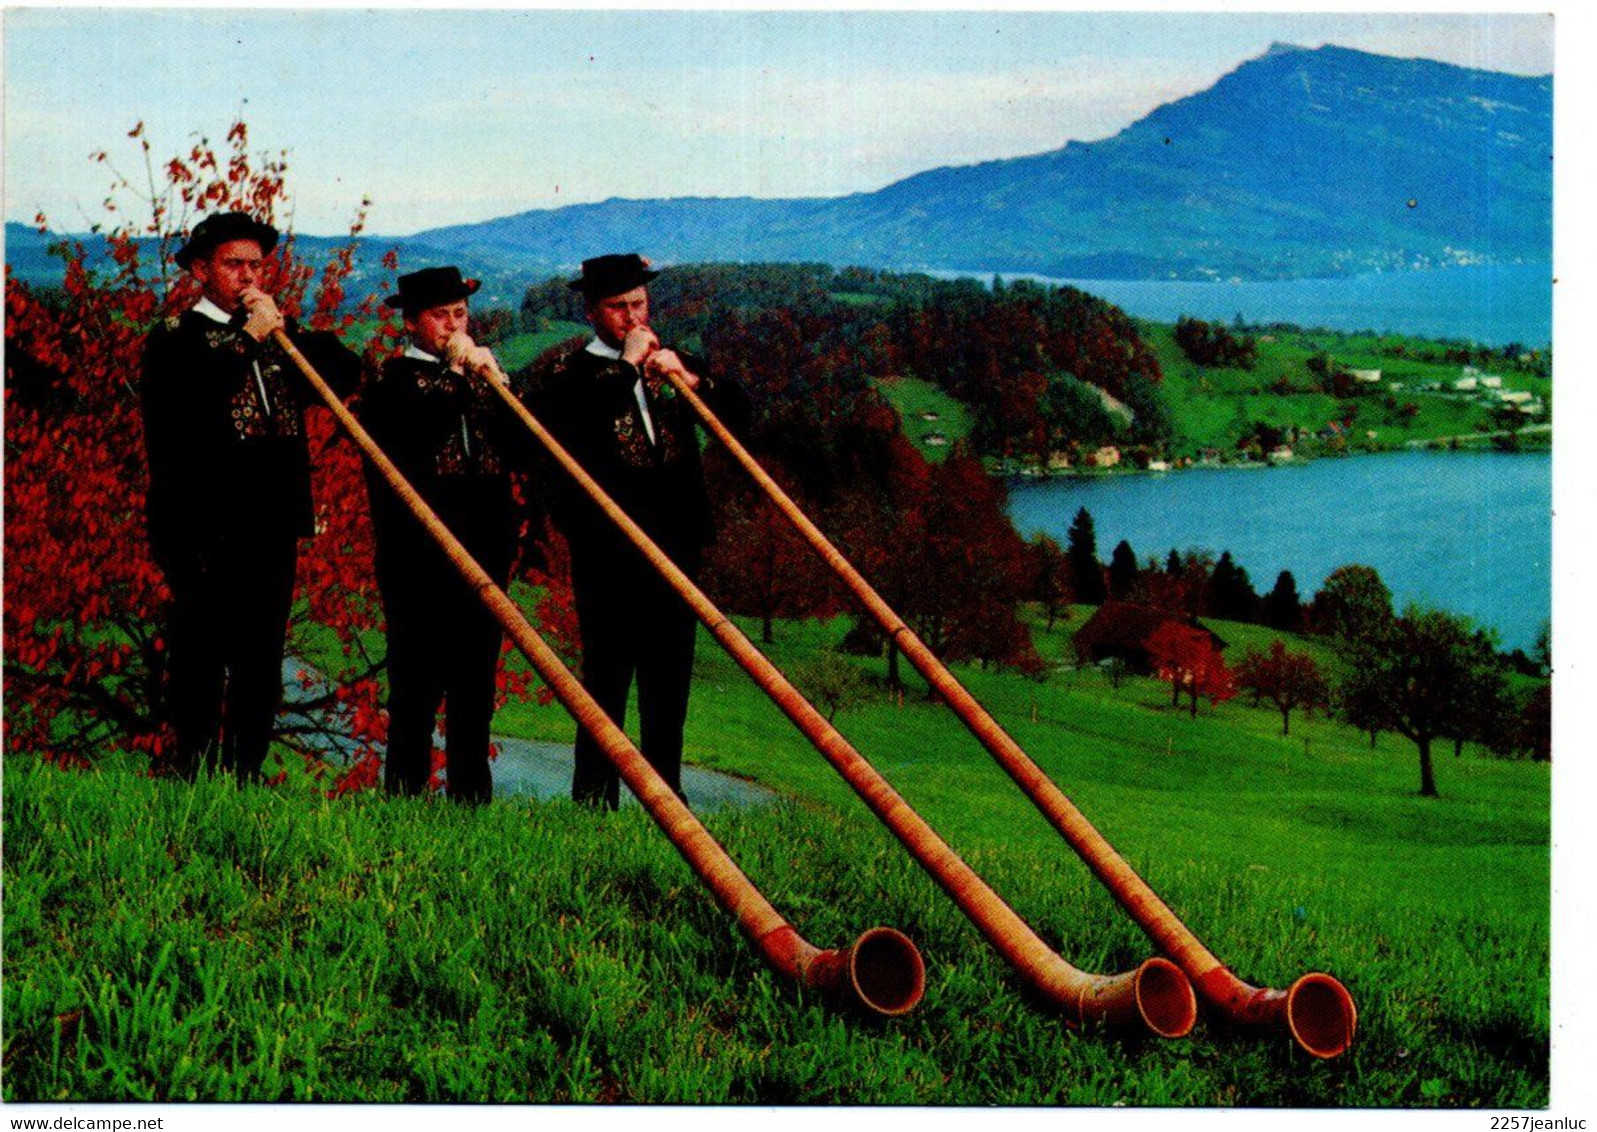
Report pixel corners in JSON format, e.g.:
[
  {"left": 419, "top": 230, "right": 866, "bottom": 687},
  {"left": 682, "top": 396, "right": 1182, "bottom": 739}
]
[
  {"left": 509, "top": 261, "right": 1549, "bottom": 480},
  {"left": 416, "top": 43, "right": 1550, "bottom": 281},
  {"left": 517, "top": 262, "right": 1168, "bottom": 489}
]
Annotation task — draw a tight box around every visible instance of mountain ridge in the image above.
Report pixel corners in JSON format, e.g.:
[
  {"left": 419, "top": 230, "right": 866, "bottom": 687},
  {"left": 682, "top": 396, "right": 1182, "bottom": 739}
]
[
  {"left": 407, "top": 42, "right": 1550, "bottom": 281},
  {"left": 7, "top": 44, "right": 1550, "bottom": 286}
]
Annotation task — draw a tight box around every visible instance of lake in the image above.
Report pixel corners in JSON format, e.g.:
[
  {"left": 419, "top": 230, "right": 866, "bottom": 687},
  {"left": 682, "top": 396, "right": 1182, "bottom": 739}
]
[
  {"left": 934, "top": 263, "right": 1552, "bottom": 349},
  {"left": 1007, "top": 450, "right": 1551, "bottom": 652}
]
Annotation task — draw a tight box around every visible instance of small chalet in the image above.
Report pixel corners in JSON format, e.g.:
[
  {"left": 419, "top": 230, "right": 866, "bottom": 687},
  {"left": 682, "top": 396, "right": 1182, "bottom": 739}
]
[
  {"left": 1089, "top": 445, "right": 1121, "bottom": 468},
  {"left": 1350, "top": 368, "right": 1382, "bottom": 384},
  {"left": 1073, "top": 602, "right": 1227, "bottom": 674}
]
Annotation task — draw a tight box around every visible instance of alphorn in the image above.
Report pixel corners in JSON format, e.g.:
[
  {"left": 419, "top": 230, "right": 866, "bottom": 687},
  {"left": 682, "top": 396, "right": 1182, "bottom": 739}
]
[
  {"left": 484, "top": 357, "right": 1195, "bottom": 1037},
  {"left": 272, "top": 329, "right": 926, "bottom": 1017},
  {"left": 658, "top": 365, "right": 1356, "bottom": 1058}
]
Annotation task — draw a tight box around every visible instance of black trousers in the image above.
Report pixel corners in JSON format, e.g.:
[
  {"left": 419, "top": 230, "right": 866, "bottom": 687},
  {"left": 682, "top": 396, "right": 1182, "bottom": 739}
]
[
  {"left": 379, "top": 569, "right": 503, "bottom": 805},
  {"left": 570, "top": 548, "right": 700, "bottom": 809},
  {"left": 162, "top": 534, "right": 297, "bottom": 781}
]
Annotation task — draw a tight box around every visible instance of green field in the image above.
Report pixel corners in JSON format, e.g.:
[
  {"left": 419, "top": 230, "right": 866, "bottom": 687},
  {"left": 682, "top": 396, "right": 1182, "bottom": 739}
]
[
  {"left": 4, "top": 604, "right": 1550, "bottom": 1105},
  {"left": 1140, "top": 322, "right": 1545, "bottom": 458},
  {"left": 873, "top": 375, "right": 975, "bottom": 462},
  {"left": 492, "top": 321, "right": 589, "bottom": 373}
]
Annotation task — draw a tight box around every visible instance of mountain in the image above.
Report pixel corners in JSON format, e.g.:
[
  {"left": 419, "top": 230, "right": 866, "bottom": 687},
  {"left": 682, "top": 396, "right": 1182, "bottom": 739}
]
[
  {"left": 411, "top": 43, "right": 1551, "bottom": 281},
  {"left": 6, "top": 45, "right": 1550, "bottom": 289}
]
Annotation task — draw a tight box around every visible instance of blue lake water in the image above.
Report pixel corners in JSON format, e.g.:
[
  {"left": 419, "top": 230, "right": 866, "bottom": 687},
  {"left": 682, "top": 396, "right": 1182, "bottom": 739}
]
[
  {"left": 1007, "top": 450, "right": 1551, "bottom": 652},
  {"left": 937, "top": 263, "right": 1553, "bottom": 349}
]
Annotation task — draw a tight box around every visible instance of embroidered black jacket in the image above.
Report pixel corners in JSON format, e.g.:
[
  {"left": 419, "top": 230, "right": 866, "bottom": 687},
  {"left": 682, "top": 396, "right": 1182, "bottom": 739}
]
[
  {"left": 358, "top": 353, "right": 518, "bottom": 592},
  {"left": 140, "top": 310, "right": 362, "bottom": 568},
  {"left": 524, "top": 343, "right": 750, "bottom": 570}
]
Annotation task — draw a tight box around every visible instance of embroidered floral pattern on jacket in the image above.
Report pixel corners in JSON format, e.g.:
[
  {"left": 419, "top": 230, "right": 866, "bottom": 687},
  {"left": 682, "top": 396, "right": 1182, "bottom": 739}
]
[
  {"left": 413, "top": 367, "right": 505, "bottom": 478},
  {"left": 612, "top": 406, "right": 653, "bottom": 468},
  {"left": 226, "top": 351, "right": 301, "bottom": 441}
]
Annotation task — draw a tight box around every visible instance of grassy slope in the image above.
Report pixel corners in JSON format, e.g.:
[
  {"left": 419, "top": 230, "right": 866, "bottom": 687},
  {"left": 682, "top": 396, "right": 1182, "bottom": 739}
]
[
  {"left": 130, "top": 601, "right": 1546, "bottom": 1106},
  {"left": 872, "top": 376, "right": 974, "bottom": 462},
  {"left": 1140, "top": 323, "right": 1515, "bottom": 457},
  {"left": 4, "top": 686, "right": 1549, "bottom": 1106},
  {"left": 492, "top": 321, "right": 589, "bottom": 372}
]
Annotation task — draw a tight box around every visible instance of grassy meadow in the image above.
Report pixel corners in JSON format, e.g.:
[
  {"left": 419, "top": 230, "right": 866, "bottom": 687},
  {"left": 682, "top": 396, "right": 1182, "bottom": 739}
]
[
  {"left": 3, "top": 604, "right": 1550, "bottom": 1105},
  {"left": 1142, "top": 322, "right": 1546, "bottom": 457}
]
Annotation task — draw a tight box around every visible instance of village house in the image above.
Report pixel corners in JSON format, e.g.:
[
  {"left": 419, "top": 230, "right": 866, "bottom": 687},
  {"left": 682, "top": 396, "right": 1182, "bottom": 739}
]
[
  {"left": 1088, "top": 445, "right": 1121, "bottom": 468},
  {"left": 1073, "top": 602, "right": 1227, "bottom": 674},
  {"left": 1350, "top": 368, "right": 1382, "bottom": 384}
]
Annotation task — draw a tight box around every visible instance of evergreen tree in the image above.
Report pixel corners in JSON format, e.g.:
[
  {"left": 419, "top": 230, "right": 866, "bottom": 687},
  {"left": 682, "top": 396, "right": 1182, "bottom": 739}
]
[
  {"left": 1108, "top": 539, "right": 1140, "bottom": 599},
  {"left": 1207, "top": 551, "right": 1257, "bottom": 621},
  {"left": 1066, "top": 507, "right": 1106, "bottom": 605},
  {"left": 1261, "top": 570, "right": 1303, "bottom": 632}
]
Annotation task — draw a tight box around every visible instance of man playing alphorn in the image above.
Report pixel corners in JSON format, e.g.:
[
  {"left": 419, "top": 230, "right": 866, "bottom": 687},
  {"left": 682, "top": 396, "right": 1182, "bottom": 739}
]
[
  {"left": 529, "top": 254, "right": 748, "bottom": 809},
  {"left": 141, "top": 211, "right": 362, "bottom": 781},
  {"left": 360, "top": 267, "right": 516, "bottom": 804}
]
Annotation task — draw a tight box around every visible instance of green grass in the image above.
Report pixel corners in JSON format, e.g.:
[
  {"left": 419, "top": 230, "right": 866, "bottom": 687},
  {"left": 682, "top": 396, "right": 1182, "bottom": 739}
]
[
  {"left": 1141, "top": 323, "right": 1512, "bottom": 456},
  {"left": 492, "top": 321, "right": 588, "bottom": 372},
  {"left": 873, "top": 375, "right": 974, "bottom": 461},
  {"left": 11, "top": 600, "right": 1546, "bottom": 1104}
]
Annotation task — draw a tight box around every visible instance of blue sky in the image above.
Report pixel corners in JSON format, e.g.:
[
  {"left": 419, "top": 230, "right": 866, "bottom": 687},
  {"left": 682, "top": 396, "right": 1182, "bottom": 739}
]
[{"left": 2, "top": 8, "right": 1556, "bottom": 236}]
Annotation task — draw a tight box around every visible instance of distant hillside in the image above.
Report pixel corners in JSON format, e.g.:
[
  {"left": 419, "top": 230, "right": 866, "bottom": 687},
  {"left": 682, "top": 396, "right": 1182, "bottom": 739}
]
[
  {"left": 413, "top": 43, "right": 1550, "bottom": 281},
  {"left": 1, "top": 225, "right": 534, "bottom": 310}
]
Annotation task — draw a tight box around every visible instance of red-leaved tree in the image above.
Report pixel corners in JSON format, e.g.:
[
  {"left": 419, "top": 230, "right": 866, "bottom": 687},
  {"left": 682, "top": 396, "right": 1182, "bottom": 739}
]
[
  {"left": 1146, "top": 621, "right": 1235, "bottom": 718},
  {"left": 1234, "top": 639, "right": 1329, "bottom": 736}
]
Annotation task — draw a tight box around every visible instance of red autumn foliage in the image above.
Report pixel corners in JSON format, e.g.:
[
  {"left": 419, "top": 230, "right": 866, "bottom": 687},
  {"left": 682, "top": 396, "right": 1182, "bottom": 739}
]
[
  {"left": 702, "top": 469, "right": 837, "bottom": 644},
  {"left": 1234, "top": 639, "right": 1330, "bottom": 736},
  {"left": 1146, "top": 620, "right": 1236, "bottom": 717},
  {"left": 832, "top": 443, "right": 1044, "bottom": 685},
  {"left": 3, "top": 117, "right": 566, "bottom": 793}
]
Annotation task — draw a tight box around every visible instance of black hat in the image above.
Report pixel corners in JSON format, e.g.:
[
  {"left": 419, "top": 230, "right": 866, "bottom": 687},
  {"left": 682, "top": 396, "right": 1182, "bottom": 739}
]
[
  {"left": 567, "top": 253, "right": 658, "bottom": 301},
  {"left": 383, "top": 266, "right": 481, "bottom": 315},
  {"left": 174, "top": 211, "right": 279, "bottom": 270}
]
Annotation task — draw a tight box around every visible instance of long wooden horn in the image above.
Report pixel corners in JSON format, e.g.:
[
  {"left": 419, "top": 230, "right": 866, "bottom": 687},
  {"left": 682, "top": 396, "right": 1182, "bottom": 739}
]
[
  {"left": 482, "top": 361, "right": 1194, "bottom": 1037},
  {"left": 272, "top": 330, "right": 925, "bottom": 1016},
  {"left": 657, "top": 366, "right": 1355, "bottom": 1058}
]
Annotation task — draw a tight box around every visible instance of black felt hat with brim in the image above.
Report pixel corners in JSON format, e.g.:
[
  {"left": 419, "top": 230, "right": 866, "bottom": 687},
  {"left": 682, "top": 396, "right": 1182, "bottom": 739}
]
[
  {"left": 567, "top": 253, "right": 658, "bottom": 301},
  {"left": 383, "top": 266, "right": 481, "bottom": 315},
  {"left": 174, "top": 211, "right": 279, "bottom": 270}
]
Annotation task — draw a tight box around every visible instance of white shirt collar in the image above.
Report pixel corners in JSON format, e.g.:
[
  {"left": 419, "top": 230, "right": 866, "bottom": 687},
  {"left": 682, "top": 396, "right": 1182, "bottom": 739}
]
[
  {"left": 405, "top": 344, "right": 443, "bottom": 364},
  {"left": 192, "top": 296, "right": 234, "bottom": 325},
  {"left": 584, "top": 336, "right": 622, "bottom": 361}
]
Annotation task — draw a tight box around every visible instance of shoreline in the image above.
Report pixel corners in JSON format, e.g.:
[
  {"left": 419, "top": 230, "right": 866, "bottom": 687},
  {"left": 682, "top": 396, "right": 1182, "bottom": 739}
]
[{"left": 1000, "top": 428, "right": 1551, "bottom": 483}]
